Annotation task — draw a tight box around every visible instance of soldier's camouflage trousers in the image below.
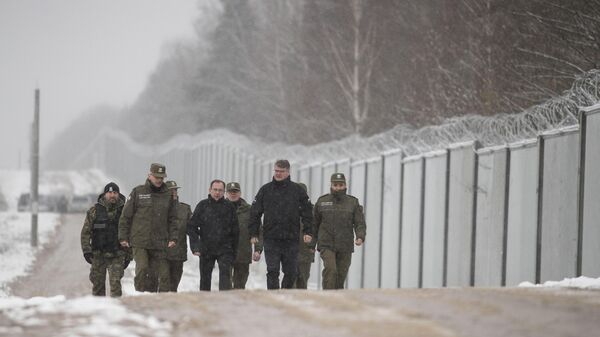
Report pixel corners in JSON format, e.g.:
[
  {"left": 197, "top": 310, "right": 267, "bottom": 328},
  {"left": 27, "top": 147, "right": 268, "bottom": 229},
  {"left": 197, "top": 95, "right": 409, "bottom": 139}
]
[
  {"left": 89, "top": 251, "right": 125, "bottom": 297},
  {"left": 133, "top": 248, "right": 170, "bottom": 292},
  {"left": 320, "top": 249, "right": 352, "bottom": 290}
]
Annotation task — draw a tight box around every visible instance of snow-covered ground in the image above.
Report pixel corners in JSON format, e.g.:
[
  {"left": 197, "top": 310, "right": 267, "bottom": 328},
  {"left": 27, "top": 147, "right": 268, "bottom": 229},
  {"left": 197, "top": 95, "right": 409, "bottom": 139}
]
[
  {"left": 519, "top": 276, "right": 600, "bottom": 289},
  {"left": 0, "top": 212, "right": 60, "bottom": 297},
  {"left": 0, "top": 295, "right": 172, "bottom": 336}
]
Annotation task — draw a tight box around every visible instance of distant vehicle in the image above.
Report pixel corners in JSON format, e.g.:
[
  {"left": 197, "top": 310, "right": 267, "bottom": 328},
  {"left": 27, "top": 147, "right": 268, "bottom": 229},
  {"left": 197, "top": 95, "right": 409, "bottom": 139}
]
[
  {"left": 18, "top": 193, "right": 30, "bottom": 212},
  {"left": 69, "top": 195, "right": 94, "bottom": 213},
  {"left": 17, "top": 193, "right": 65, "bottom": 213}
]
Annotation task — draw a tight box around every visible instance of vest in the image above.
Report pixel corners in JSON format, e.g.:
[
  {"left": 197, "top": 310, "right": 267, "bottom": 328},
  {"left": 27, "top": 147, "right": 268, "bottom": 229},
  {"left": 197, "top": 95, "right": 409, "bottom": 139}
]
[{"left": 92, "top": 203, "right": 122, "bottom": 252}]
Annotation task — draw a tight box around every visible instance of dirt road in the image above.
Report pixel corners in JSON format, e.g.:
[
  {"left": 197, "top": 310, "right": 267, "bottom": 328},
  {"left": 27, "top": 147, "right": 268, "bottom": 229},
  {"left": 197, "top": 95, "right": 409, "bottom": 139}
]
[{"left": 9, "top": 213, "right": 90, "bottom": 298}]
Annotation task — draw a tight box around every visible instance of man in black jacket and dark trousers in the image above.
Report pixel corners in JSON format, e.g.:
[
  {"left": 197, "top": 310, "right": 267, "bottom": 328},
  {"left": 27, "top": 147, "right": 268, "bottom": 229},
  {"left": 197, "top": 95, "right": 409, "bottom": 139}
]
[
  {"left": 249, "top": 159, "right": 313, "bottom": 289},
  {"left": 188, "top": 180, "right": 239, "bottom": 291}
]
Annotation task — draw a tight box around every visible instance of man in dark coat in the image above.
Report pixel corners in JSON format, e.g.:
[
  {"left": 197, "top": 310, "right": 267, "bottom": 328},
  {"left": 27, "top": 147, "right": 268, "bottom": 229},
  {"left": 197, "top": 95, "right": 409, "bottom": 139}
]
[
  {"left": 188, "top": 180, "right": 239, "bottom": 291},
  {"left": 249, "top": 159, "right": 313, "bottom": 289}
]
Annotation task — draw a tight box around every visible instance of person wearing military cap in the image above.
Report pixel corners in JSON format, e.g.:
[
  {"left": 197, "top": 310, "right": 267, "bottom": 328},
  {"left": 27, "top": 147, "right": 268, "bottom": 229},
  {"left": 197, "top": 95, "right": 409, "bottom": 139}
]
[
  {"left": 314, "top": 172, "right": 366, "bottom": 289},
  {"left": 118, "top": 163, "right": 178, "bottom": 292},
  {"left": 294, "top": 182, "right": 316, "bottom": 289},
  {"left": 164, "top": 180, "right": 192, "bottom": 292},
  {"left": 226, "top": 181, "right": 263, "bottom": 289},
  {"left": 81, "top": 182, "right": 128, "bottom": 297}
]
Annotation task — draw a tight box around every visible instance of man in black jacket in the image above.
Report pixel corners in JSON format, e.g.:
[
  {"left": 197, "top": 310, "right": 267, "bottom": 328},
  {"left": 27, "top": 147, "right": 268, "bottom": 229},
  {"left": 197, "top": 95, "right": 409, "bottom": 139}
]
[
  {"left": 188, "top": 180, "right": 239, "bottom": 291},
  {"left": 249, "top": 159, "right": 313, "bottom": 289}
]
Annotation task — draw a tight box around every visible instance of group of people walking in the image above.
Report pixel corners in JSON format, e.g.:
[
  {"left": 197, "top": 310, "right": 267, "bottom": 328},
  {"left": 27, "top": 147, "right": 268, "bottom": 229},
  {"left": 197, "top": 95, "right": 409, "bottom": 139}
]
[{"left": 80, "top": 160, "right": 366, "bottom": 297}]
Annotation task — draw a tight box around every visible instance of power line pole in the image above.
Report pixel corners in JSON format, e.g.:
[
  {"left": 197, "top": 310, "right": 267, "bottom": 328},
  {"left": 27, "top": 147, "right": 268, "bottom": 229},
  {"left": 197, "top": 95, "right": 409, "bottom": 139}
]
[{"left": 31, "top": 88, "right": 40, "bottom": 247}]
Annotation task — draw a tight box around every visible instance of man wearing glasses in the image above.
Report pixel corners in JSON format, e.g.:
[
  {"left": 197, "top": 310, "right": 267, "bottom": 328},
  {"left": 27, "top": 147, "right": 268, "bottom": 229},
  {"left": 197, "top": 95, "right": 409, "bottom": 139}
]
[
  {"left": 249, "top": 159, "right": 313, "bottom": 289},
  {"left": 188, "top": 179, "right": 239, "bottom": 291}
]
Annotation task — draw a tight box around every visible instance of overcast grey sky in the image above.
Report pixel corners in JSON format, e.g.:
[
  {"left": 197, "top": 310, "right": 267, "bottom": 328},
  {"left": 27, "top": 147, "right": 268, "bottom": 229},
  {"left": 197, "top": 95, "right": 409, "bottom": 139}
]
[{"left": 0, "top": 0, "right": 201, "bottom": 169}]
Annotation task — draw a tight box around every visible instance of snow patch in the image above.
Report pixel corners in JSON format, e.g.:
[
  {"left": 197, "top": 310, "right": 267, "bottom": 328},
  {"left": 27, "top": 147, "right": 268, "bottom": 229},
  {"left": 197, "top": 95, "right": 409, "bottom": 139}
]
[
  {"left": 0, "top": 212, "right": 60, "bottom": 297},
  {"left": 0, "top": 295, "right": 172, "bottom": 336},
  {"left": 518, "top": 276, "right": 600, "bottom": 289}
]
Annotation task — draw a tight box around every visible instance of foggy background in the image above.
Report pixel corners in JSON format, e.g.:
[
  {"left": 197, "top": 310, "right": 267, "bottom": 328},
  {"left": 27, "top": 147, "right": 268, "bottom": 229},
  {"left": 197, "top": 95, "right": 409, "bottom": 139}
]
[
  {"left": 1, "top": 0, "right": 598, "bottom": 170},
  {"left": 0, "top": 0, "right": 206, "bottom": 169}
]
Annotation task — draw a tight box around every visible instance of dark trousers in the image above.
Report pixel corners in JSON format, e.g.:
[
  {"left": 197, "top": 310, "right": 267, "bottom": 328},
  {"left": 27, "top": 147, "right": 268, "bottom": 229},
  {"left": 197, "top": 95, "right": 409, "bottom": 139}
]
[
  {"left": 264, "top": 238, "right": 299, "bottom": 290},
  {"left": 199, "top": 253, "right": 233, "bottom": 291},
  {"left": 231, "top": 262, "right": 250, "bottom": 289},
  {"left": 168, "top": 259, "right": 184, "bottom": 292}
]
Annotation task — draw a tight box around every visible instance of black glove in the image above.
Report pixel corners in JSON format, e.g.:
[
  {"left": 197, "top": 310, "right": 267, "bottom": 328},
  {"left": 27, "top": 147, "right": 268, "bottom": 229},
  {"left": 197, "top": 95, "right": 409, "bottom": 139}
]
[
  {"left": 83, "top": 252, "right": 93, "bottom": 264},
  {"left": 123, "top": 258, "right": 130, "bottom": 269}
]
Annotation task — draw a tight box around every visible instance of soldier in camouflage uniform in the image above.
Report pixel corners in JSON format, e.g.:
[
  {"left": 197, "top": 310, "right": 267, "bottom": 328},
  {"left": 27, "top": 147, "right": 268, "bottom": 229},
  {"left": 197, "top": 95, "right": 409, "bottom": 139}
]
[
  {"left": 81, "top": 182, "right": 129, "bottom": 297},
  {"left": 226, "top": 182, "right": 262, "bottom": 289},
  {"left": 118, "top": 163, "right": 178, "bottom": 292},
  {"left": 295, "top": 183, "right": 316, "bottom": 289},
  {"left": 314, "top": 173, "right": 366, "bottom": 290},
  {"left": 165, "top": 180, "right": 192, "bottom": 292}
]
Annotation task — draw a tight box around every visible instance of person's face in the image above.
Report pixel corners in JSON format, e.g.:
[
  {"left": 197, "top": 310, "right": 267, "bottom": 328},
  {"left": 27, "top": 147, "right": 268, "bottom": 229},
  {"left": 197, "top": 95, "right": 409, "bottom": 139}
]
[
  {"left": 331, "top": 182, "right": 347, "bottom": 192},
  {"left": 171, "top": 189, "right": 178, "bottom": 200},
  {"left": 273, "top": 165, "right": 290, "bottom": 181},
  {"left": 148, "top": 174, "right": 164, "bottom": 188},
  {"left": 104, "top": 191, "right": 119, "bottom": 204},
  {"left": 209, "top": 182, "right": 225, "bottom": 201},
  {"left": 226, "top": 190, "right": 241, "bottom": 202}
]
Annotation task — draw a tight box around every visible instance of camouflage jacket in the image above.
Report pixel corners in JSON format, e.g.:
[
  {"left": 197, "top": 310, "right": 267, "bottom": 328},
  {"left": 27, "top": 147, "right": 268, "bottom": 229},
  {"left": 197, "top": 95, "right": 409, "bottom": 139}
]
[
  {"left": 166, "top": 202, "right": 192, "bottom": 261},
  {"left": 118, "top": 179, "right": 178, "bottom": 250},
  {"left": 314, "top": 191, "right": 366, "bottom": 253},
  {"left": 81, "top": 194, "right": 126, "bottom": 257},
  {"left": 234, "top": 198, "right": 263, "bottom": 264}
]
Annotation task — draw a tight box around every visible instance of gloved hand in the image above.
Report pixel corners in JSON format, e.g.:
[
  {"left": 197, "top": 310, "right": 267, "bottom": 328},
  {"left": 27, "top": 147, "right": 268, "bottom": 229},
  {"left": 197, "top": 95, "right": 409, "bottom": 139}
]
[
  {"left": 84, "top": 252, "right": 93, "bottom": 264},
  {"left": 123, "top": 258, "right": 131, "bottom": 269}
]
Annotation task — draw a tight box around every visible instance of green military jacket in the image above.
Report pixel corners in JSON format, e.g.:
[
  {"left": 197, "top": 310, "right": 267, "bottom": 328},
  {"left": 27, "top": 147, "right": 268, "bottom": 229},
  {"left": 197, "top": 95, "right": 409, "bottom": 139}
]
[
  {"left": 166, "top": 202, "right": 192, "bottom": 261},
  {"left": 298, "top": 222, "right": 316, "bottom": 263},
  {"left": 234, "top": 198, "right": 263, "bottom": 264},
  {"left": 118, "top": 180, "right": 178, "bottom": 250},
  {"left": 81, "top": 195, "right": 126, "bottom": 257},
  {"left": 314, "top": 191, "right": 366, "bottom": 253}
]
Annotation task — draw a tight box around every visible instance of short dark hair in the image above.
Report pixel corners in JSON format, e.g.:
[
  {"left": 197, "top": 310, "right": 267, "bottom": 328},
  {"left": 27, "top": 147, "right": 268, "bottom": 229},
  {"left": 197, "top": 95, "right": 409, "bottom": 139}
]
[
  {"left": 210, "top": 179, "right": 226, "bottom": 190},
  {"left": 275, "top": 159, "right": 290, "bottom": 170}
]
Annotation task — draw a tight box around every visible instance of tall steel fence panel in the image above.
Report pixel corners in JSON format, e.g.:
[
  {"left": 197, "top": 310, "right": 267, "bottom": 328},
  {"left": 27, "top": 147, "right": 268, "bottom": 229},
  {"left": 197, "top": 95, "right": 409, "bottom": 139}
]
[
  {"left": 505, "top": 140, "right": 539, "bottom": 286},
  {"left": 539, "top": 127, "right": 580, "bottom": 283},
  {"left": 400, "top": 156, "right": 424, "bottom": 288},
  {"left": 381, "top": 150, "right": 403, "bottom": 288},
  {"left": 474, "top": 147, "right": 509, "bottom": 286},
  {"left": 309, "top": 163, "right": 324, "bottom": 289},
  {"left": 581, "top": 107, "right": 600, "bottom": 277},
  {"left": 446, "top": 142, "right": 478, "bottom": 287},
  {"left": 347, "top": 160, "right": 367, "bottom": 289},
  {"left": 422, "top": 151, "right": 448, "bottom": 288},
  {"left": 336, "top": 159, "right": 351, "bottom": 179},
  {"left": 363, "top": 157, "right": 383, "bottom": 288}
]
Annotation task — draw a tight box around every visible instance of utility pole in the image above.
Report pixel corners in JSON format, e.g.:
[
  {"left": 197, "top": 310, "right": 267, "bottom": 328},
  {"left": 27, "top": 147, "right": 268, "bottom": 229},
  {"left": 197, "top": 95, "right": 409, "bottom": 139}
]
[{"left": 31, "top": 88, "right": 40, "bottom": 247}]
